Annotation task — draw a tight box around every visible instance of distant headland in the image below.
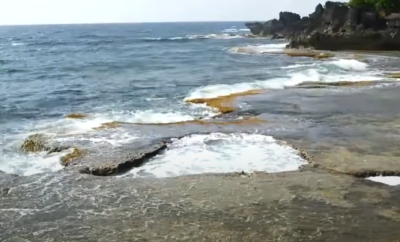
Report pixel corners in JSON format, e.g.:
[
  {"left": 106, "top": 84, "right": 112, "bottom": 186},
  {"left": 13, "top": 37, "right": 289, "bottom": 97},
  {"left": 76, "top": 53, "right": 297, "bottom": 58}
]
[{"left": 245, "top": 0, "right": 400, "bottom": 51}]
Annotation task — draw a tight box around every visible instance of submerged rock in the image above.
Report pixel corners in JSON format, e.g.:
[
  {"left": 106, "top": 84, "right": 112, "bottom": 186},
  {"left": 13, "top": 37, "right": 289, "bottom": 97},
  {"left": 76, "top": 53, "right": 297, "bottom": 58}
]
[
  {"left": 65, "top": 113, "right": 88, "bottom": 119},
  {"left": 20, "top": 134, "right": 50, "bottom": 153},
  {"left": 20, "top": 134, "right": 70, "bottom": 154},
  {"left": 185, "top": 89, "right": 265, "bottom": 114},
  {"left": 386, "top": 73, "right": 400, "bottom": 78}
]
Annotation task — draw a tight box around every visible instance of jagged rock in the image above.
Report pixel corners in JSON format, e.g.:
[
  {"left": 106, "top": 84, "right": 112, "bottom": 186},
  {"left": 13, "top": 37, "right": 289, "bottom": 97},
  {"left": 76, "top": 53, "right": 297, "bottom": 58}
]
[
  {"left": 244, "top": 22, "right": 264, "bottom": 35},
  {"left": 288, "top": 30, "right": 400, "bottom": 51},
  {"left": 279, "top": 11, "right": 301, "bottom": 26},
  {"left": 245, "top": 1, "right": 399, "bottom": 51},
  {"left": 262, "top": 19, "right": 283, "bottom": 36},
  {"left": 310, "top": 3, "right": 324, "bottom": 20}
]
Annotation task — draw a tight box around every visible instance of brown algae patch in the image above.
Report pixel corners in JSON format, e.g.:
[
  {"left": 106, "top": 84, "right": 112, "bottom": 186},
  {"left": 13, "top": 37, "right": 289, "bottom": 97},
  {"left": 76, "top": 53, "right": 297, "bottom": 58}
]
[
  {"left": 20, "top": 134, "right": 49, "bottom": 153},
  {"left": 94, "top": 117, "right": 267, "bottom": 129},
  {"left": 61, "top": 148, "right": 85, "bottom": 166},
  {"left": 185, "top": 89, "right": 265, "bottom": 114},
  {"left": 284, "top": 50, "right": 335, "bottom": 59},
  {"left": 66, "top": 113, "right": 88, "bottom": 119},
  {"left": 386, "top": 73, "right": 400, "bottom": 79},
  {"left": 92, "top": 90, "right": 267, "bottom": 129}
]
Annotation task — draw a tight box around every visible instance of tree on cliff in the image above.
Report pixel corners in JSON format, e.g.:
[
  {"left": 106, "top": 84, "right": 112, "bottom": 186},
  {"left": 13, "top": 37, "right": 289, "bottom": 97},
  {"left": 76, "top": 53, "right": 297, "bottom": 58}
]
[{"left": 348, "top": 0, "right": 400, "bottom": 13}]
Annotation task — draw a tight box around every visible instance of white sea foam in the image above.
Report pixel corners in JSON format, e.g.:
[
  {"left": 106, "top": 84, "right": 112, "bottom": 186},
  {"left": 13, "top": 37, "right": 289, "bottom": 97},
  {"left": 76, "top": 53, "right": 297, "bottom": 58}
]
[
  {"left": 329, "top": 59, "right": 368, "bottom": 71},
  {"left": 222, "top": 28, "right": 250, "bottom": 33},
  {"left": 192, "top": 33, "right": 243, "bottom": 39},
  {"left": 145, "top": 34, "right": 243, "bottom": 42},
  {"left": 30, "top": 109, "right": 219, "bottom": 137},
  {"left": 119, "top": 110, "right": 198, "bottom": 124},
  {"left": 0, "top": 148, "right": 73, "bottom": 176},
  {"left": 282, "top": 63, "right": 317, "bottom": 69},
  {"left": 127, "top": 133, "right": 307, "bottom": 178},
  {"left": 366, "top": 176, "right": 400, "bottom": 186},
  {"left": 185, "top": 69, "right": 383, "bottom": 100},
  {"left": 229, "top": 43, "right": 288, "bottom": 54}
]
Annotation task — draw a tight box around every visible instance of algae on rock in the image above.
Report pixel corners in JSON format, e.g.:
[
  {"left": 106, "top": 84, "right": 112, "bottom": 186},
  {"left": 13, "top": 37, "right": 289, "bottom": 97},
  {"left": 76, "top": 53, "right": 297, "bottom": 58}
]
[
  {"left": 60, "top": 148, "right": 85, "bottom": 166},
  {"left": 20, "top": 134, "right": 50, "bottom": 153}
]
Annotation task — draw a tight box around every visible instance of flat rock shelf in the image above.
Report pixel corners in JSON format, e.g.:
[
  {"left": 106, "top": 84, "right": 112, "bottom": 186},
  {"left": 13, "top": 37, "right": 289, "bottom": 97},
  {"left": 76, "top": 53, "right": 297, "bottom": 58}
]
[{"left": 1, "top": 167, "right": 400, "bottom": 242}]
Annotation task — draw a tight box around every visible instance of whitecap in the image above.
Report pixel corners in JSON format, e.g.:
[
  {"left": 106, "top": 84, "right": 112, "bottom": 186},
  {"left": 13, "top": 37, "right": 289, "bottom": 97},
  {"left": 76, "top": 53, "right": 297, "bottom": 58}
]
[
  {"left": 229, "top": 43, "right": 288, "bottom": 55},
  {"left": 281, "top": 63, "right": 317, "bottom": 69},
  {"left": 144, "top": 34, "right": 243, "bottom": 42},
  {"left": 11, "top": 42, "right": 25, "bottom": 46},
  {"left": 120, "top": 110, "right": 197, "bottom": 124},
  {"left": 127, "top": 133, "right": 307, "bottom": 178},
  {"left": 222, "top": 28, "right": 250, "bottom": 33},
  {"left": 185, "top": 69, "right": 383, "bottom": 100},
  {"left": 329, "top": 59, "right": 368, "bottom": 71}
]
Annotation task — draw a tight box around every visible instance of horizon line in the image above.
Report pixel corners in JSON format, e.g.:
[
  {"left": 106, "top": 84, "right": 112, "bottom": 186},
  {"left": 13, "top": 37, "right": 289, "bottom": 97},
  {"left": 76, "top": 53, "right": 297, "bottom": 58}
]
[{"left": 0, "top": 20, "right": 262, "bottom": 27}]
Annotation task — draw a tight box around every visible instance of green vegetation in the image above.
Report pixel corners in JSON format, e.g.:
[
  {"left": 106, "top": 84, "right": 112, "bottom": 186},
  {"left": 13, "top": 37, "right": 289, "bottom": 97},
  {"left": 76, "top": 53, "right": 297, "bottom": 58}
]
[{"left": 348, "top": 0, "right": 400, "bottom": 13}]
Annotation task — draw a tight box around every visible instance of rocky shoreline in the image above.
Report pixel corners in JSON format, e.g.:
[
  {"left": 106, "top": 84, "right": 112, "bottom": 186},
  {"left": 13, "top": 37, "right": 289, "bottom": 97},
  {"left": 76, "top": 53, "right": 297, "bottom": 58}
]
[
  {"left": 2, "top": 84, "right": 400, "bottom": 240},
  {"left": 245, "top": 1, "right": 400, "bottom": 51}
]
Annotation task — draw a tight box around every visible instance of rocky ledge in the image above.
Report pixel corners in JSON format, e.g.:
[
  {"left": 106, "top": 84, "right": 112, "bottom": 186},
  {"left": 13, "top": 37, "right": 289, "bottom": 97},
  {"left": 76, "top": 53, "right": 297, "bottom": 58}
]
[
  {"left": 1, "top": 167, "right": 400, "bottom": 241},
  {"left": 245, "top": 1, "right": 400, "bottom": 51}
]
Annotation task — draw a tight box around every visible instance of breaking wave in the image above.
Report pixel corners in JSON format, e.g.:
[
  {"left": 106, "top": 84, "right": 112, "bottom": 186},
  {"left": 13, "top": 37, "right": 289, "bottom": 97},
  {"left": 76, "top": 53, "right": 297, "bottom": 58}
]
[
  {"left": 329, "top": 59, "right": 368, "bottom": 71},
  {"left": 229, "top": 43, "right": 288, "bottom": 54},
  {"left": 185, "top": 68, "right": 383, "bottom": 100},
  {"left": 143, "top": 33, "right": 244, "bottom": 42}
]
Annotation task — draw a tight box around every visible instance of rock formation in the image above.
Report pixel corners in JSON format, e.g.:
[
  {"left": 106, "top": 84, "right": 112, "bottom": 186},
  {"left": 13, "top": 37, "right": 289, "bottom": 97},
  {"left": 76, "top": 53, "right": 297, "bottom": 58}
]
[{"left": 245, "top": 1, "right": 400, "bottom": 51}]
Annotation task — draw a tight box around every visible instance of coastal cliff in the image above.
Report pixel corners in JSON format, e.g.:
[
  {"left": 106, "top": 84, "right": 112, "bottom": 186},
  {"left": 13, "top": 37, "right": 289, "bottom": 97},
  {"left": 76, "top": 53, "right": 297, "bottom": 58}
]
[{"left": 245, "top": 1, "right": 400, "bottom": 50}]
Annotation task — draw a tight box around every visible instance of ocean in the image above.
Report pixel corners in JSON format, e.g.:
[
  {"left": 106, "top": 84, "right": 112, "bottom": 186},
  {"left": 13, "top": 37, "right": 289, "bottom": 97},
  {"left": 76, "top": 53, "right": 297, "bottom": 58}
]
[{"left": 0, "top": 22, "right": 399, "bottom": 177}]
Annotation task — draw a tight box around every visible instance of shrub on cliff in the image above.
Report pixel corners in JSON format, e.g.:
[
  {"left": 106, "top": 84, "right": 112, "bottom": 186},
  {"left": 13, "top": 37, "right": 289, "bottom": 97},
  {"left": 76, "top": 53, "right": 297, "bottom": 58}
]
[{"left": 348, "top": 0, "right": 400, "bottom": 12}]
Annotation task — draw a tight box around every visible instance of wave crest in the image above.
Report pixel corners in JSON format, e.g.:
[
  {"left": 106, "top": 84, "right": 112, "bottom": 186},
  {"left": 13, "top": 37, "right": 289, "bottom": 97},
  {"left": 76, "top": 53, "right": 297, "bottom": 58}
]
[{"left": 143, "top": 33, "right": 244, "bottom": 42}]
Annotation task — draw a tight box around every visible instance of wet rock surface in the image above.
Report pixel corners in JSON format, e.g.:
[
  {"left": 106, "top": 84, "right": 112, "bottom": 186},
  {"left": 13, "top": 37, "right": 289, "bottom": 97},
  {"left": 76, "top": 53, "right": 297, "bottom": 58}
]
[
  {"left": 1, "top": 168, "right": 400, "bottom": 242},
  {"left": 243, "top": 85, "right": 400, "bottom": 176},
  {"left": 6, "top": 70, "right": 400, "bottom": 241},
  {"left": 20, "top": 134, "right": 70, "bottom": 154},
  {"left": 67, "top": 140, "right": 168, "bottom": 176}
]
